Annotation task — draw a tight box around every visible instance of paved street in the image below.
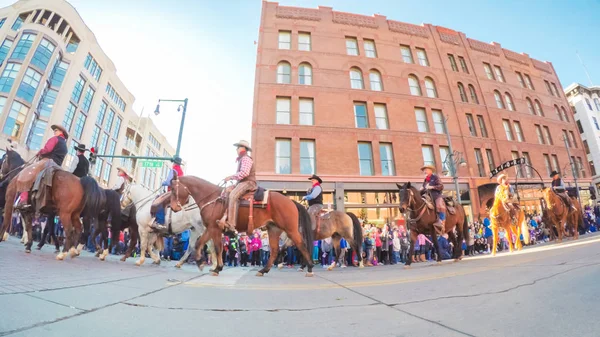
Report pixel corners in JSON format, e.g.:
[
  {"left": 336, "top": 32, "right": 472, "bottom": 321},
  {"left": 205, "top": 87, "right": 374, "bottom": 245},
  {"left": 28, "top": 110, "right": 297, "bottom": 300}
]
[{"left": 1, "top": 234, "right": 599, "bottom": 337}]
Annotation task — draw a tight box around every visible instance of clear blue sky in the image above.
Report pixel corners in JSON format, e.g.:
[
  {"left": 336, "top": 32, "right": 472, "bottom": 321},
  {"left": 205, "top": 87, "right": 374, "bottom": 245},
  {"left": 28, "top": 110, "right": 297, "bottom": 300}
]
[{"left": 2, "top": 0, "right": 598, "bottom": 182}]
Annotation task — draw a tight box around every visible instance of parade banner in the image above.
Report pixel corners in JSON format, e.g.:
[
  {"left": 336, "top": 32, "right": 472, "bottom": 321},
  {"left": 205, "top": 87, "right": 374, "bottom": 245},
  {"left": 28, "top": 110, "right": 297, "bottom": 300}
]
[{"left": 489, "top": 157, "right": 526, "bottom": 178}]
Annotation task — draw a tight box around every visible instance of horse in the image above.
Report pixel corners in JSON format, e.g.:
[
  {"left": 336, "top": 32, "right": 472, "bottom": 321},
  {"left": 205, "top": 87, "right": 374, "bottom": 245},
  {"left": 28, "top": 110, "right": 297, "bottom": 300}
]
[
  {"left": 169, "top": 175, "right": 315, "bottom": 277},
  {"left": 396, "top": 182, "right": 467, "bottom": 267},
  {"left": 0, "top": 149, "right": 25, "bottom": 242},
  {"left": 541, "top": 188, "right": 581, "bottom": 242},
  {"left": 488, "top": 190, "right": 530, "bottom": 255},
  {"left": 277, "top": 210, "right": 364, "bottom": 271},
  {"left": 0, "top": 160, "right": 103, "bottom": 259}
]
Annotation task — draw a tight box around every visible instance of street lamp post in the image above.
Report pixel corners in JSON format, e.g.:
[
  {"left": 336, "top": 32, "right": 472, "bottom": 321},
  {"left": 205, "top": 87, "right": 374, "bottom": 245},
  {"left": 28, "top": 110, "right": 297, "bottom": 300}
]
[
  {"left": 562, "top": 135, "right": 583, "bottom": 206},
  {"left": 441, "top": 116, "right": 466, "bottom": 203},
  {"left": 154, "top": 98, "right": 188, "bottom": 159}
]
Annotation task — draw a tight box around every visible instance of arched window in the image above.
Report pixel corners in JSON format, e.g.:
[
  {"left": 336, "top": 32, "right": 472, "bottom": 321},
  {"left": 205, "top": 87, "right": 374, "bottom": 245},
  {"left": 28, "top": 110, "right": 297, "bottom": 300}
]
[
  {"left": 526, "top": 98, "right": 534, "bottom": 115},
  {"left": 504, "top": 92, "right": 515, "bottom": 111},
  {"left": 555, "top": 105, "right": 562, "bottom": 121},
  {"left": 369, "top": 69, "right": 383, "bottom": 91},
  {"left": 424, "top": 77, "right": 437, "bottom": 98},
  {"left": 408, "top": 74, "right": 421, "bottom": 96},
  {"left": 298, "top": 63, "right": 312, "bottom": 85},
  {"left": 349, "top": 67, "right": 364, "bottom": 89},
  {"left": 468, "top": 84, "right": 479, "bottom": 104},
  {"left": 534, "top": 100, "right": 544, "bottom": 116},
  {"left": 277, "top": 61, "right": 291, "bottom": 84},
  {"left": 458, "top": 82, "right": 468, "bottom": 102},
  {"left": 494, "top": 90, "right": 505, "bottom": 109},
  {"left": 561, "top": 106, "right": 569, "bottom": 122}
]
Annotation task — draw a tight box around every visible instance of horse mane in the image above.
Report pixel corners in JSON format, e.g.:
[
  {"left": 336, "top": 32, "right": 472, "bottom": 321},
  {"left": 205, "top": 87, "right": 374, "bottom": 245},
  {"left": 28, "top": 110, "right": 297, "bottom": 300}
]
[
  {"left": 179, "top": 175, "right": 222, "bottom": 194},
  {"left": 7, "top": 150, "right": 24, "bottom": 167}
]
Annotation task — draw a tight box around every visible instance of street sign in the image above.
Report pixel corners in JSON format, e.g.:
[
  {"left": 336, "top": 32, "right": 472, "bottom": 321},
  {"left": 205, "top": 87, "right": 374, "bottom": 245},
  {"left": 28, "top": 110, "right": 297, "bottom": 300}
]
[
  {"left": 139, "top": 160, "right": 164, "bottom": 168},
  {"left": 489, "top": 157, "right": 526, "bottom": 178}
]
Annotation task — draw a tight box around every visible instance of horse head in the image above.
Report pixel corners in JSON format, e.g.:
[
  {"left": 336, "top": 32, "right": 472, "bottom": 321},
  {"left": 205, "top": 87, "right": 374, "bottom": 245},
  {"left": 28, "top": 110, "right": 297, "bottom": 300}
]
[
  {"left": 170, "top": 177, "right": 190, "bottom": 212},
  {"left": 540, "top": 187, "right": 553, "bottom": 210},
  {"left": 396, "top": 182, "right": 415, "bottom": 213}
]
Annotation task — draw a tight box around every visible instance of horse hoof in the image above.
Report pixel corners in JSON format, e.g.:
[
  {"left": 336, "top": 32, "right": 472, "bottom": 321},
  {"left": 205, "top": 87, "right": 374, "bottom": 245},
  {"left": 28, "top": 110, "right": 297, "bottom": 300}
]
[
  {"left": 453, "top": 259, "right": 460, "bottom": 262},
  {"left": 211, "top": 272, "right": 219, "bottom": 277},
  {"left": 2, "top": 232, "right": 8, "bottom": 241},
  {"left": 305, "top": 272, "right": 314, "bottom": 277},
  {"left": 403, "top": 265, "right": 411, "bottom": 269},
  {"left": 297, "top": 268, "right": 305, "bottom": 272},
  {"left": 152, "top": 260, "right": 160, "bottom": 265},
  {"left": 56, "top": 253, "right": 65, "bottom": 260},
  {"left": 327, "top": 266, "right": 334, "bottom": 271},
  {"left": 436, "top": 261, "right": 442, "bottom": 265},
  {"left": 25, "top": 249, "right": 31, "bottom": 253},
  {"left": 35, "top": 246, "right": 42, "bottom": 250},
  {"left": 256, "top": 272, "right": 264, "bottom": 277},
  {"left": 135, "top": 261, "right": 142, "bottom": 266},
  {"left": 69, "top": 248, "right": 78, "bottom": 258},
  {"left": 175, "top": 264, "right": 182, "bottom": 269},
  {"left": 277, "top": 263, "right": 284, "bottom": 270},
  {"left": 198, "top": 264, "right": 205, "bottom": 272},
  {"left": 120, "top": 257, "right": 127, "bottom": 262},
  {"left": 99, "top": 256, "right": 106, "bottom": 261}
]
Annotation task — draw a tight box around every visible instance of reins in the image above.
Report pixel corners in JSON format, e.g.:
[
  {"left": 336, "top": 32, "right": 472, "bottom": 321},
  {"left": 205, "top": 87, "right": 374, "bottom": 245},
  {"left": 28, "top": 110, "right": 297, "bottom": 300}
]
[{"left": 405, "top": 188, "right": 429, "bottom": 224}]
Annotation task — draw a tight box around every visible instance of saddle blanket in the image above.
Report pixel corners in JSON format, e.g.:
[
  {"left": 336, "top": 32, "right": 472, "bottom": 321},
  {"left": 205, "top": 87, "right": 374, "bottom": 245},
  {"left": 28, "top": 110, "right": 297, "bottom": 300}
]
[{"left": 239, "top": 187, "right": 269, "bottom": 208}]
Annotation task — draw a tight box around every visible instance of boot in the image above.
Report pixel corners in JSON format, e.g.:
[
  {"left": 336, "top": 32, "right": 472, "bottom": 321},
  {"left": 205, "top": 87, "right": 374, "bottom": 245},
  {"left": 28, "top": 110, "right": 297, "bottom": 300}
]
[
  {"left": 16, "top": 191, "right": 31, "bottom": 210},
  {"left": 217, "top": 216, "right": 237, "bottom": 234},
  {"left": 433, "top": 219, "right": 445, "bottom": 235}
]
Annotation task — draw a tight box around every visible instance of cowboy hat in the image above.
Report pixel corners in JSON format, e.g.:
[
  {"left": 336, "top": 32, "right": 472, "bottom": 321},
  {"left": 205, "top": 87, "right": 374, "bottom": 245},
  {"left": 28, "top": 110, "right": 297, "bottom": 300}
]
[
  {"left": 6, "top": 139, "right": 17, "bottom": 150},
  {"left": 550, "top": 170, "right": 560, "bottom": 178},
  {"left": 74, "top": 143, "right": 87, "bottom": 152},
  {"left": 496, "top": 173, "right": 507, "bottom": 183},
  {"left": 233, "top": 140, "right": 252, "bottom": 151},
  {"left": 308, "top": 174, "right": 322, "bottom": 184},
  {"left": 51, "top": 124, "right": 69, "bottom": 140},
  {"left": 173, "top": 156, "right": 183, "bottom": 165},
  {"left": 420, "top": 165, "right": 436, "bottom": 172},
  {"left": 116, "top": 166, "right": 133, "bottom": 178}
]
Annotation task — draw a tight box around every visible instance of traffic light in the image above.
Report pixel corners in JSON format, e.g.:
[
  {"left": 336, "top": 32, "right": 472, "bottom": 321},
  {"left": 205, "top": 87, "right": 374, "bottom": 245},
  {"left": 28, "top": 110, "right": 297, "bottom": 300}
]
[{"left": 89, "top": 147, "right": 97, "bottom": 165}]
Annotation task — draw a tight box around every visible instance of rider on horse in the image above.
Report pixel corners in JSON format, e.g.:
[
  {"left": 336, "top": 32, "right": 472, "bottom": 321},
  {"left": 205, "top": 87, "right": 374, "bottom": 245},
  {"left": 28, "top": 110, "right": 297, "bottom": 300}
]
[
  {"left": 302, "top": 174, "right": 323, "bottom": 230},
  {"left": 219, "top": 140, "right": 256, "bottom": 233},
  {"left": 420, "top": 164, "right": 445, "bottom": 235},
  {"left": 68, "top": 143, "right": 90, "bottom": 178},
  {"left": 550, "top": 171, "right": 576, "bottom": 213},
  {"left": 495, "top": 173, "right": 518, "bottom": 221},
  {"left": 112, "top": 167, "right": 133, "bottom": 193}
]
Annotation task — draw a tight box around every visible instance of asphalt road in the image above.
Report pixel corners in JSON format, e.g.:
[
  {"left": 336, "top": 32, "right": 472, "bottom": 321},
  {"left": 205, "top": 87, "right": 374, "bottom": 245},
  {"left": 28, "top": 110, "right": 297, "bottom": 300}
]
[{"left": 1, "top": 233, "right": 599, "bottom": 337}]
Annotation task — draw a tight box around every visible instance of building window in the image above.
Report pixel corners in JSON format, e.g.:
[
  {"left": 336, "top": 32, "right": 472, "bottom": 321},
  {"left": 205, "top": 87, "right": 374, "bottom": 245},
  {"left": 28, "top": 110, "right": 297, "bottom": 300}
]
[
  {"left": 84, "top": 54, "right": 102, "bottom": 81},
  {"left": 90, "top": 126, "right": 100, "bottom": 148},
  {"left": 569, "top": 131, "right": 578, "bottom": 148},
  {"left": 524, "top": 74, "right": 534, "bottom": 90},
  {"left": 514, "top": 121, "right": 525, "bottom": 142},
  {"left": 112, "top": 117, "right": 122, "bottom": 139},
  {"left": 474, "top": 148, "right": 485, "bottom": 177},
  {"left": 535, "top": 125, "right": 545, "bottom": 144},
  {"left": 562, "top": 130, "right": 571, "bottom": 147},
  {"left": 10, "top": 33, "right": 35, "bottom": 60},
  {"left": 0, "top": 39, "right": 13, "bottom": 65},
  {"left": 432, "top": 110, "right": 445, "bottom": 134},
  {"left": 534, "top": 100, "right": 544, "bottom": 116},
  {"left": 593, "top": 117, "right": 600, "bottom": 131},
  {"left": 468, "top": 85, "right": 479, "bottom": 104},
  {"left": 561, "top": 107, "right": 569, "bottom": 122},
  {"left": 477, "top": 115, "right": 488, "bottom": 138},
  {"left": 555, "top": 105, "right": 562, "bottom": 121},
  {"left": 424, "top": 77, "right": 437, "bottom": 98},
  {"left": 39, "top": 88, "right": 57, "bottom": 118},
  {"left": 278, "top": 31, "right": 291, "bottom": 50},
  {"left": 439, "top": 146, "right": 449, "bottom": 172},
  {"left": 544, "top": 80, "right": 553, "bottom": 96},
  {"left": 421, "top": 145, "right": 435, "bottom": 167},
  {"left": 415, "top": 107, "right": 429, "bottom": 132},
  {"left": 298, "top": 32, "right": 311, "bottom": 51},
  {"left": 26, "top": 118, "right": 46, "bottom": 151},
  {"left": 526, "top": 98, "right": 534, "bottom": 115},
  {"left": 590, "top": 161, "right": 597, "bottom": 176},
  {"left": 299, "top": 98, "right": 314, "bottom": 125},
  {"left": 516, "top": 72, "right": 525, "bottom": 88},
  {"left": 2, "top": 101, "right": 27, "bottom": 138},
  {"left": 511, "top": 151, "right": 523, "bottom": 177},
  {"left": 102, "top": 162, "right": 112, "bottom": 184},
  {"left": 0, "top": 63, "right": 21, "bottom": 93},
  {"left": 73, "top": 112, "right": 87, "bottom": 140},
  {"left": 11, "top": 16, "right": 23, "bottom": 31},
  {"left": 483, "top": 63, "right": 494, "bottom": 80},
  {"left": 298, "top": 63, "right": 312, "bottom": 85},
  {"left": 503, "top": 119, "right": 514, "bottom": 141},
  {"left": 576, "top": 120, "right": 583, "bottom": 134},
  {"left": 50, "top": 60, "right": 68, "bottom": 88},
  {"left": 494, "top": 66, "right": 505, "bottom": 82},
  {"left": 380, "top": 143, "right": 395, "bottom": 176},
  {"left": 523, "top": 152, "right": 532, "bottom": 177},
  {"left": 585, "top": 98, "right": 593, "bottom": 110},
  {"left": 358, "top": 142, "right": 374, "bottom": 176},
  {"left": 364, "top": 39, "right": 377, "bottom": 58},
  {"left": 30, "top": 38, "right": 55, "bottom": 71},
  {"left": 96, "top": 101, "right": 107, "bottom": 126},
  {"left": 504, "top": 93, "right": 515, "bottom": 111},
  {"left": 416, "top": 48, "right": 428, "bottom": 66},
  {"left": 577, "top": 157, "right": 585, "bottom": 178},
  {"left": 543, "top": 154, "right": 552, "bottom": 176},
  {"left": 62, "top": 103, "right": 76, "bottom": 131},
  {"left": 16, "top": 68, "right": 41, "bottom": 103},
  {"left": 494, "top": 90, "right": 505, "bottom": 109},
  {"left": 71, "top": 76, "right": 86, "bottom": 103},
  {"left": 583, "top": 140, "right": 590, "bottom": 154},
  {"left": 408, "top": 75, "right": 421, "bottom": 96},
  {"left": 300, "top": 140, "right": 315, "bottom": 174},
  {"left": 594, "top": 98, "right": 600, "bottom": 111},
  {"left": 81, "top": 86, "right": 95, "bottom": 113},
  {"left": 98, "top": 132, "right": 109, "bottom": 154},
  {"left": 543, "top": 126, "right": 553, "bottom": 145},
  {"left": 400, "top": 45, "right": 413, "bottom": 63},
  {"left": 349, "top": 67, "right": 364, "bottom": 89},
  {"left": 374, "top": 103, "right": 388, "bottom": 130},
  {"left": 458, "top": 56, "right": 468, "bottom": 73},
  {"left": 369, "top": 70, "right": 383, "bottom": 91},
  {"left": 486, "top": 149, "right": 495, "bottom": 172},
  {"left": 354, "top": 102, "right": 368, "bottom": 128},
  {"left": 106, "top": 109, "right": 115, "bottom": 132},
  {"left": 275, "top": 97, "right": 290, "bottom": 125},
  {"left": 552, "top": 83, "right": 560, "bottom": 97},
  {"left": 448, "top": 54, "right": 458, "bottom": 71},
  {"left": 346, "top": 37, "right": 359, "bottom": 56},
  {"left": 458, "top": 82, "right": 468, "bottom": 102},
  {"left": 466, "top": 114, "right": 477, "bottom": 137},
  {"left": 551, "top": 155, "right": 559, "bottom": 173},
  {"left": 276, "top": 61, "right": 291, "bottom": 84},
  {"left": 0, "top": 18, "right": 5, "bottom": 28}
]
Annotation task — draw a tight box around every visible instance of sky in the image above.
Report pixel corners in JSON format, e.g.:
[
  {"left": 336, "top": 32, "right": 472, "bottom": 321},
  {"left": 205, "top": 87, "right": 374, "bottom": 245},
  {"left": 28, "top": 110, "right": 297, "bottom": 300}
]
[{"left": 3, "top": 0, "right": 599, "bottom": 183}]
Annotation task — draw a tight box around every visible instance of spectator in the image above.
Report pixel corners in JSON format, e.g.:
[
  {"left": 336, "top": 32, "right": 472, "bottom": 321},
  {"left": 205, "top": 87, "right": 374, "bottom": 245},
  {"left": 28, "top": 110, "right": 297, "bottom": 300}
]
[
  {"left": 392, "top": 231, "right": 401, "bottom": 264},
  {"left": 437, "top": 234, "right": 452, "bottom": 260},
  {"left": 260, "top": 232, "right": 270, "bottom": 266},
  {"left": 339, "top": 238, "right": 348, "bottom": 268},
  {"left": 250, "top": 232, "right": 261, "bottom": 266}
]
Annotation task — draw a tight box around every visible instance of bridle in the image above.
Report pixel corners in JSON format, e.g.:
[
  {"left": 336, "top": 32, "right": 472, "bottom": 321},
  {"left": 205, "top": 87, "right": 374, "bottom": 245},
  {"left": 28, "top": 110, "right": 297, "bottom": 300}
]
[
  {"left": 171, "top": 178, "right": 223, "bottom": 215},
  {"left": 403, "top": 187, "right": 428, "bottom": 224}
]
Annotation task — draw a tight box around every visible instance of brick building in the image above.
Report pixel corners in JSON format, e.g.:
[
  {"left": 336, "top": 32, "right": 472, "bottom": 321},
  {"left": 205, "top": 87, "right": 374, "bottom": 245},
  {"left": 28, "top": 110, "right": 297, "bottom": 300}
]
[{"left": 251, "top": 1, "right": 592, "bottom": 223}]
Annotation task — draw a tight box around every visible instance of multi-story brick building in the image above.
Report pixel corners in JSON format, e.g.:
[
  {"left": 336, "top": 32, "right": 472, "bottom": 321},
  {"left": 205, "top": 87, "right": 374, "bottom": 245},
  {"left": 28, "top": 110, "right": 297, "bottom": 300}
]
[{"left": 251, "top": 2, "right": 592, "bottom": 223}]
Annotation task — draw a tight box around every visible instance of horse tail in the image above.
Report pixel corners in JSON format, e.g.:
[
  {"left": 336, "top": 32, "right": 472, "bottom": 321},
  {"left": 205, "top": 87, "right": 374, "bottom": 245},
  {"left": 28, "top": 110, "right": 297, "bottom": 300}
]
[
  {"left": 293, "top": 201, "right": 314, "bottom": 260},
  {"left": 105, "top": 189, "right": 122, "bottom": 236},
  {"left": 462, "top": 206, "right": 469, "bottom": 245},
  {"left": 346, "top": 212, "right": 363, "bottom": 256},
  {"left": 520, "top": 211, "right": 530, "bottom": 245},
  {"left": 80, "top": 176, "right": 105, "bottom": 223}
]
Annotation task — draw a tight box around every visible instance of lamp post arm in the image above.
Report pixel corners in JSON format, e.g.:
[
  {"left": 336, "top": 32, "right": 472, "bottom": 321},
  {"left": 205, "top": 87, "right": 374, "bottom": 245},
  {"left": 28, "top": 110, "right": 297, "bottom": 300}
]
[
  {"left": 175, "top": 98, "right": 188, "bottom": 158},
  {"left": 442, "top": 115, "right": 461, "bottom": 203}
]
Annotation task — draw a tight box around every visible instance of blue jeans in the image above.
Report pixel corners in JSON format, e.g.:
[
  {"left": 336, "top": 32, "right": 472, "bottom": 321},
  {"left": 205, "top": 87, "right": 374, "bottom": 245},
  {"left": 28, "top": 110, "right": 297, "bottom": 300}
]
[
  {"left": 162, "top": 237, "right": 173, "bottom": 259},
  {"left": 156, "top": 207, "right": 166, "bottom": 225},
  {"left": 286, "top": 246, "right": 295, "bottom": 265},
  {"left": 392, "top": 251, "right": 400, "bottom": 264},
  {"left": 312, "top": 246, "right": 319, "bottom": 261},
  {"left": 260, "top": 250, "right": 270, "bottom": 266}
]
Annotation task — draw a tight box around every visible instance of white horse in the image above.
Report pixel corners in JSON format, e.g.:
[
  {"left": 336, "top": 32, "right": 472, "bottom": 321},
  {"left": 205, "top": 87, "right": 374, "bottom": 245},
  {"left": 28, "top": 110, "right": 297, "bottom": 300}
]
[{"left": 125, "top": 184, "right": 212, "bottom": 267}]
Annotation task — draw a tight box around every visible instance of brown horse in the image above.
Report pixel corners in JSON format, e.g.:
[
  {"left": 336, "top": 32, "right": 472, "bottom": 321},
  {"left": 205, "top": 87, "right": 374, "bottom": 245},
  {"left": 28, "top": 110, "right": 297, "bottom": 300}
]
[
  {"left": 0, "top": 167, "right": 103, "bottom": 259},
  {"left": 170, "top": 175, "right": 315, "bottom": 276},
  {"left": 397, "top": 182, "right": 467, "bottom": 267},
  {"left": 541, "top": 188, "right": 581, "bottom": 242}
]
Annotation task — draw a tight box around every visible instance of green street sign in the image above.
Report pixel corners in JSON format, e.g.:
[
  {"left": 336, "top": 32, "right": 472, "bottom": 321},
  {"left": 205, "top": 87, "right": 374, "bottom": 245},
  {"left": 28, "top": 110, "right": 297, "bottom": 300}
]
[{"left": 139, "top": 160, "right": 164, "bottom": 168}]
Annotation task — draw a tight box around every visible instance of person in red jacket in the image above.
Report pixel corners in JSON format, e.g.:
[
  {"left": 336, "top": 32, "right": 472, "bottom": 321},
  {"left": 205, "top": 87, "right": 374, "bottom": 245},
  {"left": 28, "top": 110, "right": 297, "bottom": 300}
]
[{"left": 162, "top": 157, "right": 184, "bottom": 190}]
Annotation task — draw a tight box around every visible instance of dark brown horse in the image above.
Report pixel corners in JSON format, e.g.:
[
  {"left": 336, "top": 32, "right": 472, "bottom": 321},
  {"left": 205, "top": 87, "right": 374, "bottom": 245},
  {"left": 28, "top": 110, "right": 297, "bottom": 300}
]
[
  {"left": 541, "top": 188, "right": 582, "bottom": 242},
  {"left": 397, "top": 182, "right": 467, "bottom": 267},
  {"left": 169, "top": 175, "right": 314, "bottom": 276},
  {"left": 0, "top": 165, "right": 103, "bottom": 259}
]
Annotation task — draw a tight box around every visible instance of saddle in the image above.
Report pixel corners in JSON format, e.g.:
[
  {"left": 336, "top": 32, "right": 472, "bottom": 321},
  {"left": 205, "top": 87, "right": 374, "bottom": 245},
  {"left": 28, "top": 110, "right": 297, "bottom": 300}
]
[
  {"left": 235, "top": 187, "right": 269, "bottom": 234},
  {"left": 423, "top": 194, "right": 456, "bottom": 215},
  {"left": 150, "top": 192, "right": 171, "bottom": 214},
  {"left": 16, "top": 159, "right": 62, "bottom": 213}
]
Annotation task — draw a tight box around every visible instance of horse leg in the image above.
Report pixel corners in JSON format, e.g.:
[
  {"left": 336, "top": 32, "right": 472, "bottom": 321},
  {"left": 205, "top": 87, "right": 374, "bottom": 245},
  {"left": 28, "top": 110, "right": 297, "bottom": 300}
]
[
  {"left": 209, "top": 229, "right": 223, "bottom": 275},
  {"left": 147, "top": 233, "right": 161, "bottom": 264},
  {"left": 328, "top": 235, "right": 341, "bottom": 271},
  {"left": 92, "top": 225, "right": 102, "bottom": 257},
  {"left": 491, "top": 223, "right": 499, "bottom": 256},
  {"left": 49, "top": 215, "right": 60, "bottom": 253},
  {"left": 135, "top": 230, "right": 148, "bottom": 266},
  {"left": 505, "top": 225, "right": 514, "bottom": 253},
  {"left": 350, "top": 236, "right": 364, "bottom": 268},
  {"left": 78, "top": 215, "right": 91, "bottom": 254},
  {"left": 68, "top": 213, "right": 83, "bottom": 259},
  {"left": 121, "top": 222, "right": 138, "bottom": 262},
  {"left": 257, "top": 225, "right": 281, "bottom": 276},
  {"left": 194, "top": 229, "right": 212, "bottom": 272},
  {"left": 405, "top": 230, "right": 417, "bottom": 268},
  {"left": 37, "top": 218, "right": 49, "bottom": 250},
  {"left": 99, "top": 220, "right": 110, "bottom": 261},
  {"left": 177, "top": 227, "right": 200, "bottom": 268},
  {"left": 23, "top": 213, "right": 33, "bottom": 253},
  {"left": 431, "top": 226, "right": 441, "bottom": 263},
  {"left": 285, "top": 227, "right": 314, "bottom": 277}
]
